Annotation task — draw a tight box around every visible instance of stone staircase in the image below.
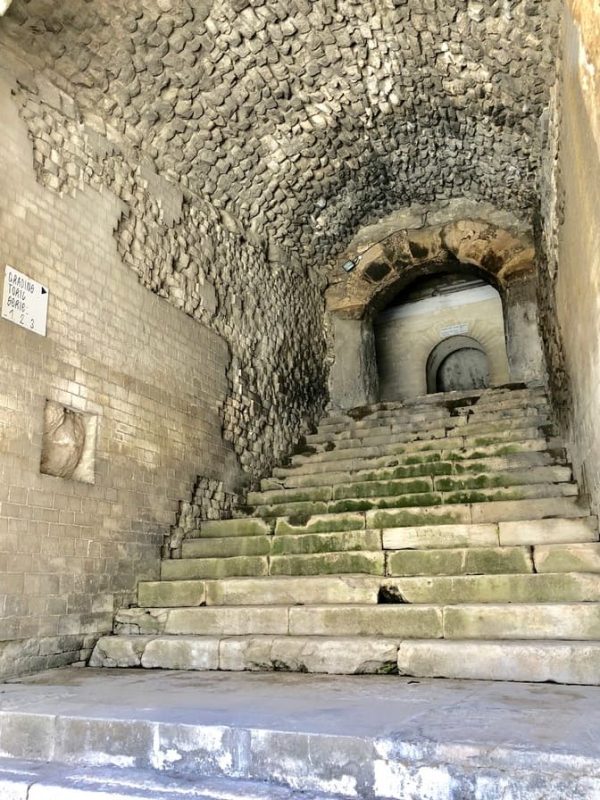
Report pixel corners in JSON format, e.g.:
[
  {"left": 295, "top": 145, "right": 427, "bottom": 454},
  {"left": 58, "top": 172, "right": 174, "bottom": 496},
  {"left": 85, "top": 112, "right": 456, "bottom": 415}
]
[{"left": 91, "top": 384, "right": 600, "bottom": 684}]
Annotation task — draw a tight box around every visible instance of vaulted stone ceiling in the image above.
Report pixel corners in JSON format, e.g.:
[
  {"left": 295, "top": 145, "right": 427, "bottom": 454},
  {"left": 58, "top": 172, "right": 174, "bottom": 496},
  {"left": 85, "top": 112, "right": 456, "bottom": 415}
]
[{"left": 3, "top": 0, "right": 560, "bottom": 264}]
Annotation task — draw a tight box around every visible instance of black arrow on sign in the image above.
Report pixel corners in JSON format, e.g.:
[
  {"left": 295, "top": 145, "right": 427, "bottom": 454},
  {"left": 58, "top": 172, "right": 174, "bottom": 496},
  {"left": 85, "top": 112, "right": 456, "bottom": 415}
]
[{"left": 41, "top": 287, "right": 47, "bottom": 294}]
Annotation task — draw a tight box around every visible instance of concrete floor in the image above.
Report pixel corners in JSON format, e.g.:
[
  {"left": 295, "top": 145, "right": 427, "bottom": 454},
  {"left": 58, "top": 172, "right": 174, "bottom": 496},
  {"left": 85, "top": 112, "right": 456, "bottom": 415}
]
[{"left": 1, "top": 668, "right": 600, "bottom": 798}]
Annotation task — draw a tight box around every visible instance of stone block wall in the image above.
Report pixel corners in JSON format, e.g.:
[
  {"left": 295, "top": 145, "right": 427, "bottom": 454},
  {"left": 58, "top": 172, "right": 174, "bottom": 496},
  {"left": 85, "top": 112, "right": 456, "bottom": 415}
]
[{"left": 538, "top": 0, "right": 600, "bottom": 516}]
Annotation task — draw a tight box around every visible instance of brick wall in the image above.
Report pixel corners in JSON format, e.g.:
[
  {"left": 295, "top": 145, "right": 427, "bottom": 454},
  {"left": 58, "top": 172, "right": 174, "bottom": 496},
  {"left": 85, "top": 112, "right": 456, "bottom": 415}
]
[{"left": 0, "top": 72, "right": 232, "bottom": 678}]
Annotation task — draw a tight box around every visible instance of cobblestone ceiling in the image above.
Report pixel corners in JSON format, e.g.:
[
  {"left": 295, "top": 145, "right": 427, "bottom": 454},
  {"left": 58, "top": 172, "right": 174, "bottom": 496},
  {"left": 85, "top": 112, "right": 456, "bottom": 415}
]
[{"left": 3, "top": 0, "right": 560, "bottom": 266}]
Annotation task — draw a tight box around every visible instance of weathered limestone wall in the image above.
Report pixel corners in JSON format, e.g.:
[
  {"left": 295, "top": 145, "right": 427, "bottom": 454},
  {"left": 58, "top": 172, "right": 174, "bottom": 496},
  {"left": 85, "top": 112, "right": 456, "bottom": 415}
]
[
  {"left": 375, "top": 286, "right": 510, "bottom": 401},
  {"left": 0, "top": 46, "right": 327, "bottom": 676},
  {"left": 539, "top": 1, "right": 600, "bottom": 514},
  {"left": 0, "top": 73, "right": 232, "bottom": 677}
]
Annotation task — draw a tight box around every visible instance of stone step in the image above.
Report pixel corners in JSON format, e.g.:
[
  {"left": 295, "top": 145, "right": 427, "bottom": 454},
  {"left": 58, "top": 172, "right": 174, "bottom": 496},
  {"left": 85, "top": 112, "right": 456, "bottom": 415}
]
[
  {"left": 247, "top": 462, "right": 572, "bottom": 506},
  {"left": 162, "top": 551, "right": 386, "bottom": 581},
  {"left": 161, "top": 556, "right": 269, "bottom": 581},
  {"left": 112, "top": 601, "right": 600, "bottom": 639},
  {"left": 145, "top": 571, "right": 600, "bottom": 607},
  {"left": 6, "top": 665, "right": 600, "bottom": 800},
  {"left": 271, "top": 528, "right": 382, "bottom": 556},
  {"left": 154, "top": 520, "right": 600, "bottom": 592},
  {"left": 251, "top": 482, "right": 579, "bottom": 519},
  {"left": 0, "top": 758, "right": 347, "bottom": 800},
  {"left": 290, "top": 427, "right": 551, "bottom": 466},
  {"left": 274, "top": 438, "right": 562, "bottom": 478},
  {"left": 315, "top": 403, "right": 550, "bottom": 439},
  {"left": 270, "top": 500, "right": 591, "bottom": 542},
  {"left": 250, "top": 466, "right": 572, "bottom": 506},
  {"left": 181, "top": 535, "right": 272, "bottom": 559},
  {"left": 386, "top": 545, "right": 534, "bottom": 576},
  {"left": 216, "top": 575, "right": 382, "bottom": 607},
  {"left": 307, "top": 416, "right": 552, "bottom": 454},
  {"left": 396, "top": 640, "right": 600, "bottom": 685},
  {"left": 161, "top": 533, "right": 600, "bottom": 584},
  {"left": 180, "top": 529, "right": 384, "bottom": 564},
  {"left": 269, "top": 501, "right": 591, "bottom": 540},
  {"left": 271, "top": 551, "right": 385, "bottom": 576},
  {"left": 378, "top": 572, "right": 600, "bottom": 604},
  {"left": 322, "top": 386, "right": 547, "bottom": 427},
  {"left": 265, "top": 451, "right": 563, "bottom": 490},
  {"left": 382, "top": 515, "right": 598, "bottom": 550},
  {"left": 90, "top": 633, "right": 600, "bottom": 685},
  {"left": 90, "top": 634, "right": 402, "bottom": 674},
  {"left": 193, "top": 518, "right": 274, "bottom": 538},
  {"left": 309, "top": 408, "right": 552, "bottom": 445},
  {"left": 366, "top": 495, "right": 589, "bottom": 529},
  {"left": 533, "top": 542, "right": 600, "bottom": 573},
  {"left": 113, "top": 604, "right": 441, "bottom": 637},
  {"left": 139, "top": 575, "right": 383, "bottom": 608}
]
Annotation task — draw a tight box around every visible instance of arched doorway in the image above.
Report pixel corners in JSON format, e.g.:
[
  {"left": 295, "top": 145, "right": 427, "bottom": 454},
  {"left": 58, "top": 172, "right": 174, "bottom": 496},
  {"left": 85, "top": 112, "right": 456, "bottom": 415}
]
[
  {"left": 326, "top": 217, "right": 546, "bottom": 410},
  {"left": 374, "top": 269, "right": 509, "bottom": 401},
  {"left": 426, "top": 335, "right": 489, "bottom": 394}
]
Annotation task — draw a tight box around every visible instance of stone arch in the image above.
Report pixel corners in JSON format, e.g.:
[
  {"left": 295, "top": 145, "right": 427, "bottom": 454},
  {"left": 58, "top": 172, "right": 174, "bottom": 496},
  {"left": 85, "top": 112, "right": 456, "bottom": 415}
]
[
  {"left": 325, "top": 219, "right": 535, "bottom": 320},
  {"left": 327, "top": 217, "right": 546, "bottom": 410}
]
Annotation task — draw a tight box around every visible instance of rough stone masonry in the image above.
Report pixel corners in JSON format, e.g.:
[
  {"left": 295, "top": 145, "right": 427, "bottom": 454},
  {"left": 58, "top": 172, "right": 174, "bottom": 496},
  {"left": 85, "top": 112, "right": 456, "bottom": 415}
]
[{"left": 3, "top": 0, "right": 597, "bottom": 682}]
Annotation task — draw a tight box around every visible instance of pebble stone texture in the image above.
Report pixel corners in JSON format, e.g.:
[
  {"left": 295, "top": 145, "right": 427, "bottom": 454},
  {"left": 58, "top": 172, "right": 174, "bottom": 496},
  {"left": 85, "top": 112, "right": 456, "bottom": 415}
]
[{"left": 0, "top": 0, "right": 561, "bottom": 482}]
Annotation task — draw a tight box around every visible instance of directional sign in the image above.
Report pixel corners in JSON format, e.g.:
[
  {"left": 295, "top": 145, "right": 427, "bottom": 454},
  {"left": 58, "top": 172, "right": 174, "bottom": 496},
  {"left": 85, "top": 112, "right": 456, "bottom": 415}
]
[{"left": 1, "top": 265, "right": 48, "bottom": 336}]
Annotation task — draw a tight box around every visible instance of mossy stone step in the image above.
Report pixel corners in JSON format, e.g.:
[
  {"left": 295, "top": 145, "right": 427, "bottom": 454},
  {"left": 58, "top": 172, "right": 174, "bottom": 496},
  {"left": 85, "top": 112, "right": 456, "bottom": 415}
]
[
  {"left": 292, "top": 429, "right": 548, "bottom": 466},
  {"left": 197, "top": 518, "right": 273, "bottom": 538},
  {"left": 313, "top": 416, "right": 551, "bottom": 454},
  {"left": 247, "top": 486, "right": 333, "bottom": 505},
  {"left": 270, "top": 551, "right": 385, "bottom": 576},
  {"left": 433, "top": 466, "right": 572, "bottom": 492},
  {"left": 368, "top": 496, "right": 589, "bottom": 529},
  {"left": 138, "top": 580, "right": 206, "bottom": 608},
  {"left": 249, "top": 476, "right": 434, "bottom": 506},
  {"left": 252, "top": 483, "right": 578, "bottom": 519},
  {"left": 269, "top": 452, "right": 560, "bottom": 491},
  {"left": 274, "top": 513, "right": 365, "bottom": 535},
  {"left": 386, "top": 545, "right": 533, "bottom": 576},
  {"left": 161, "top": 556, "right": 269, "bottom": 581},
  {"left": 379, "top": 572, "right": 600, "bottom": 604},
  {"left": 278, "top": 439, "right": 555, "bottom": 478},
  {"left": 181, "top": 536, "right": 271, "bottom": 559},
  {"left": 321, "top": 387, "right": 547, "bottom": 428},
  {"left": 271, "top": 528, "right": 381, "bottom": 556},
  {"left": 315, "top": 403, "right": 549, "bottom": 439}
]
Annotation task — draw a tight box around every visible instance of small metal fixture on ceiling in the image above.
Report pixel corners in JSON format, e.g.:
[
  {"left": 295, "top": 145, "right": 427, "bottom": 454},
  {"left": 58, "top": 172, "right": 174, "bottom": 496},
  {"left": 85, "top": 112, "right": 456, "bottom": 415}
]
[{"left": 341, "top": 254, "right": 362, "bottom": 273}]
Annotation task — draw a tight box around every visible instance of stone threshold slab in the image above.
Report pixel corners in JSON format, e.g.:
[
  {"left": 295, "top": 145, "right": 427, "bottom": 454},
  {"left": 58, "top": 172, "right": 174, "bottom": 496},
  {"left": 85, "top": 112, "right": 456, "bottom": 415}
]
[
  {"left": 1, "top": 669, "right": 600, "bottom": 799},
  {"left": 0, "top": 757, "right": 347, "bottom": 799}
]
